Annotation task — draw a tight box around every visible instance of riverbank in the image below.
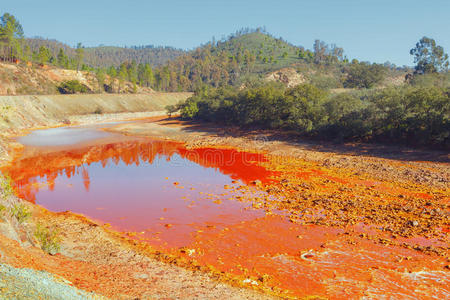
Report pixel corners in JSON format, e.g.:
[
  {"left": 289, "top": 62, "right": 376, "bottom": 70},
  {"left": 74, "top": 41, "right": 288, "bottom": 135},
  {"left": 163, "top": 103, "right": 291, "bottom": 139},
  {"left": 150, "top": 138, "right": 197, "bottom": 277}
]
[
  {"left": 0, "top": 94, "right": 276, "bottom": 299},
  {"left": 0, "top": 93, "right": 191, "bottom": 164},
  {"left": 0, "top": 109, "right": 449, "bottom": 298}
]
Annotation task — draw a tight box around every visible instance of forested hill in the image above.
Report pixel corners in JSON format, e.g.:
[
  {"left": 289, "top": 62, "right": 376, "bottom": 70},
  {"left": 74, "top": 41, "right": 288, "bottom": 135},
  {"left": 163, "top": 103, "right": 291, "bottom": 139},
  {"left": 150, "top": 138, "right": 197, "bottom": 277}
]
[
  {"left": 151, "top": 29, "right": 352, "bottom": 91},
  {"left": 26, "top": 38, "right": 186, "bottom": 67}
]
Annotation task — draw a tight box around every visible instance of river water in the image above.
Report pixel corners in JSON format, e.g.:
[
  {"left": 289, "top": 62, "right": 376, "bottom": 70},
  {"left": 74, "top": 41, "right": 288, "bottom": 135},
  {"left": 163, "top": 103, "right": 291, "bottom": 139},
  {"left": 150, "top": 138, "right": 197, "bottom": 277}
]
[{"left": 4, "top": 120, "right": 449, "bottom": 299}]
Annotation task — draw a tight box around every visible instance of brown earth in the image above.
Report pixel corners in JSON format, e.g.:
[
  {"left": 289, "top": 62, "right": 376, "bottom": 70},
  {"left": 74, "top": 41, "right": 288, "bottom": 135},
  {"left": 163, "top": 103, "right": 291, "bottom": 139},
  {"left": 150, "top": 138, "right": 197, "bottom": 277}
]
[{"left": 264, "top": 68, "right": 306, "bottom": 87}]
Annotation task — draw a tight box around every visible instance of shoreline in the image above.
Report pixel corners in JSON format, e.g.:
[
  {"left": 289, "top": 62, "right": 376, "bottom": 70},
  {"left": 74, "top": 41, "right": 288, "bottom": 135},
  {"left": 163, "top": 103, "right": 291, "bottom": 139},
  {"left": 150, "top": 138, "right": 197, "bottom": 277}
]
[{"left": 0, "top": 112, "right": 449, "bottom": 298}]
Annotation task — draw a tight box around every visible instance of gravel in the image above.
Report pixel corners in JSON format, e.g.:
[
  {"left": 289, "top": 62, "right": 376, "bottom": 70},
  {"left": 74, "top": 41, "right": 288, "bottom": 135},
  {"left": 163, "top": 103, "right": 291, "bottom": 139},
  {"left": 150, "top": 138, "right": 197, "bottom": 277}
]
[{"left": 0, "top": 263, "right": 106, "bottom": 300}]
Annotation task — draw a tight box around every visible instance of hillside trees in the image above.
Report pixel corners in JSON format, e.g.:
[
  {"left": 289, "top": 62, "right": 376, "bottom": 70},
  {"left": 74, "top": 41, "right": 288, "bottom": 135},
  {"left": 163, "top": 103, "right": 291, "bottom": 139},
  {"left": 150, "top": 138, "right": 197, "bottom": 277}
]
[
  {"left": 37, "top": 46, "right": 51, "bottom": 65},
  {"left": 0, "top": 13, "right": 24, "bottom": 62},
  {"left": 56, "top": 48, "right": 69, "bottom": 68},
  {"left": 410, "top": 37, "right": 449, "bottom": 74},
  {"left": 75, "top": 42, "right": 84, "bottom": 71}
]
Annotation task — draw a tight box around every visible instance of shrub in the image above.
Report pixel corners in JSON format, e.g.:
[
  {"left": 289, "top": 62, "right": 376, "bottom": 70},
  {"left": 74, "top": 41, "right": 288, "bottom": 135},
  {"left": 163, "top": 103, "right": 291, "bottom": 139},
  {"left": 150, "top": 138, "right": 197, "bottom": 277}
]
[
  {"left": 34, "top": 223, "right": 62, "bottom": 255},
  {"left": 180, "top": 99, "right": 199, "bottom": 119},
  {"left": 309, "top": 74, "right": 343, "bottom": 90},
  {"left": 0, "top": 204, "right": 6, "bottom": 221},
  {"left": 57, "top": 80, "right": 90, "bottom": 94},
  {"left": 177, "top": 83, "right": 449, "bottom": 148},
  {"left": 344, "top": 62, "right": 386, "bottom": 88},
  {"left": 10, "top": 203, "right": 31, "bottom": 224},
  {"left": 165, "top": 104, "right": 179, "bottom": 117},
  {"left": 409, "top": 72, "right": 450, "bottom": 89},
  {"left": 0, "top": 174, "right": 14, "bottom": 198}
]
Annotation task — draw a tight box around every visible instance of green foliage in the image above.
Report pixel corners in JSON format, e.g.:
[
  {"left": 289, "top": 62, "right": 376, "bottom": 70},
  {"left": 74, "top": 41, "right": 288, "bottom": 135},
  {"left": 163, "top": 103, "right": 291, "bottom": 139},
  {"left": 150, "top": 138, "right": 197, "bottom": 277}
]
[
  {"left": 180, "top": 99, "right": 199, "bottom": 119},
  {"left": 75, "top": 42, "right": 84, "bottom": 71},
  {"left": 179, "top": 84, "right": 449, "bottom": 148},
  {"left": 0, "top": 13, "right": 24, "bottom": 61},
  {"left": 308, "top": 74, "right": 343, "bottom": 90},
  {"left": 344, "top": 62, "right": 386, "bottom": 88},
  {"left": 56, "top": 48, "right": 69, "bottom": 68},
  {"left": 34, "top": 223, "right": 62, "bottom": 255},
  {"left": 165, "top": 104, "right": 179, "bottom": 117},
  {"left": 0, "top": 204, "right": 6, "bottom": 220},
  {"left": 409, "top": 72, "right": 450, "bottom": 89},
  {"left": 410, "top": 37, "right": 449, "bottom": 74},
  {"left": 57, "top": 80, "right": 90, "bottom": 94},
  {"left": 37, "top": 46, "right": 51, "bottom": 65},
  {"left": 11, "top": 203, "right": 31, "bottom": 224},
  {"left": 0, "top": 174, "right": 14, "bottom": 198}
]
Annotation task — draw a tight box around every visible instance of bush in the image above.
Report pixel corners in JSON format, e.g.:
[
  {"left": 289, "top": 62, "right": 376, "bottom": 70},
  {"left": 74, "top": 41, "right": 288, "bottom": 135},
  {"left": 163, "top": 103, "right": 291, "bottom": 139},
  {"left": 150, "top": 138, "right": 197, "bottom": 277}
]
[
  {"left": 0, "top": 174, "right": 14, "bottom": 198},
  {"left": 10, "top": 203, "right": 31, "bottom": 224},
  {"left": 57, "top": 80, "right": 90, "bottom": 94},
  {"left": 409, "top": 72, "right": 450, "bottom": 89},
  {"left": 0, "top": 204, "right": 6, "bottom": 221},
  {"left": 177, "top": 83, "right": 449, "bottom": 148},
  {"left": 34, "top": 223, "right": 62, "bottom": 255},
  {"left": 180, "top": 99, "right": 199, "bottom": 119},
  {"left": 165, "top": 104, "right": 179, "bottom": 117},
  {"left": 309, "top": 74, "right": 343, "bottom": 90},
  {"left": 344, "top": 62, "right": 386, "bottom": 88}
]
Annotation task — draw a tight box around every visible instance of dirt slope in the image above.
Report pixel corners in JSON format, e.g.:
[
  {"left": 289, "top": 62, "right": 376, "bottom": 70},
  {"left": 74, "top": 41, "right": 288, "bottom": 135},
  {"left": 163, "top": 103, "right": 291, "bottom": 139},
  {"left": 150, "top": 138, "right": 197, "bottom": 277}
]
[
  {"left": 0, "top": 62, "right": 153, "bottom": 95},
  {"left": 264, "top": 67, "right": 306, "bottom": 87}
]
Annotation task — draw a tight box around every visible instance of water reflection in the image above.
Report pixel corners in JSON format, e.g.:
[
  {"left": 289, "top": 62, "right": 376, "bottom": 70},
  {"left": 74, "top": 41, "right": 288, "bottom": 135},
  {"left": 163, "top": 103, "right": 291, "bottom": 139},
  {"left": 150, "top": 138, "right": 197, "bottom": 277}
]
[{"left": 5, "top": 139, "right": 275, "bottom": 247}]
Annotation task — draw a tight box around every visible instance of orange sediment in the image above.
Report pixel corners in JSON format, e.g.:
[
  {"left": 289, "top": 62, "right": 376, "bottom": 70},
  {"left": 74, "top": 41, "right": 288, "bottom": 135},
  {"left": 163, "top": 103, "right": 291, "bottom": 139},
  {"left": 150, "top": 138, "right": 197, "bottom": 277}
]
[{"left": 2, "top": 138, "right": 449, "bottom": 298}]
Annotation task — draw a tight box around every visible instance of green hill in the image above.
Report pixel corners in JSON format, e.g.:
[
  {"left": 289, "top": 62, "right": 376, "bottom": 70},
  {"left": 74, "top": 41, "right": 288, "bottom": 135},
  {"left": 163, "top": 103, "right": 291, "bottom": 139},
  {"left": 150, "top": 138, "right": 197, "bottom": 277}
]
[{"left": 153, "top": 30, "right": 319, "bottom": 91}]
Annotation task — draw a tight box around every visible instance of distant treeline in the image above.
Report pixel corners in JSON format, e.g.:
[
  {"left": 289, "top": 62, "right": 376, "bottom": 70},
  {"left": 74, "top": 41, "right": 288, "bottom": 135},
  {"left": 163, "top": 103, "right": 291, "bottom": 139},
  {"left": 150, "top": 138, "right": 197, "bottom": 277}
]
[
  {"left": 171, "top": 77, "right": 449, "bottom": 148},
  {"left": 25, "top": 38, "right": 185, "bottom": 68}
]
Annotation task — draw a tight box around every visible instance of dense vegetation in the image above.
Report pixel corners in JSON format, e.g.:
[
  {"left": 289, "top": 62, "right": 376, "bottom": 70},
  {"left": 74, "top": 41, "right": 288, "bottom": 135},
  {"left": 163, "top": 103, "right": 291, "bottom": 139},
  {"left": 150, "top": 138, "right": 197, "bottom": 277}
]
[
  {"left": 173, "top": 80, "right": 449, "bottom": 148},
  {"left": 26, "top": 38, "right": 185, "bottom": 68},
  {"left": 151, "top": 29, "right": 349, "bottom": 91}
]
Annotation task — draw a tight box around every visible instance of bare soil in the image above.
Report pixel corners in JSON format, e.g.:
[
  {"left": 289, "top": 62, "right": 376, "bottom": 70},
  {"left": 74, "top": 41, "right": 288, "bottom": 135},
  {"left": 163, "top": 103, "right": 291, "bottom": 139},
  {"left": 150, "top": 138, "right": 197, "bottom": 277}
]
[{"left": 0, "top": 113, "right": 448, "bottom": 299}]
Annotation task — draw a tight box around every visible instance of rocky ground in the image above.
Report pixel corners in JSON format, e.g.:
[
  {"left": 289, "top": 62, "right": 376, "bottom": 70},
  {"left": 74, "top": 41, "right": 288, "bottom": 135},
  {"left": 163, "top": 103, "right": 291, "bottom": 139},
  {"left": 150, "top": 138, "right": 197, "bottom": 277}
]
[
  {"left": 0, "top": 114, "right": 448, "bottom": 299},
  {"left": 110, "top": 118, "right": 449, "bottom": 256}
]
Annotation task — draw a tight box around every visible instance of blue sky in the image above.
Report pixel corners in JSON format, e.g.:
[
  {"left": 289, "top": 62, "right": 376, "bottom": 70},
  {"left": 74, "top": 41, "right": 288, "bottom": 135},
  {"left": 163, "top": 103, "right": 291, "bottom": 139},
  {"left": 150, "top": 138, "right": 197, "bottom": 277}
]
[{"left": 3, "top": 0, "right": 449, "bottom": 66}]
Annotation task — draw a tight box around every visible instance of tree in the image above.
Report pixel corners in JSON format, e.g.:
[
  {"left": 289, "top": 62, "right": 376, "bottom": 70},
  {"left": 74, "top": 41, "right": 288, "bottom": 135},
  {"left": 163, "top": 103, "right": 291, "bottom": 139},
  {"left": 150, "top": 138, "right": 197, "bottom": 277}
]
[
  {"left": 344, "top": 62, "right": 386, "bottom": 88},
  {"left": 95, "top": 68, "right": 106, "bottom": 92},
  {"left": 37, "top": 46, "right": 51, "bottom": 65},
  {"left": 75, "top": 42, "right": 84, "bottom": 72},
  {"left": 410, "top": 37, "right": 449, "bottom": 74},
  {"left": 118, "top": 63, "right": 128, "bottom": 93},
  {"left": 0, "top": 13, "right": 24, "bottom": 61},
  {"left": 56, "top": 48, "right": 68, "bottom": 68}
]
